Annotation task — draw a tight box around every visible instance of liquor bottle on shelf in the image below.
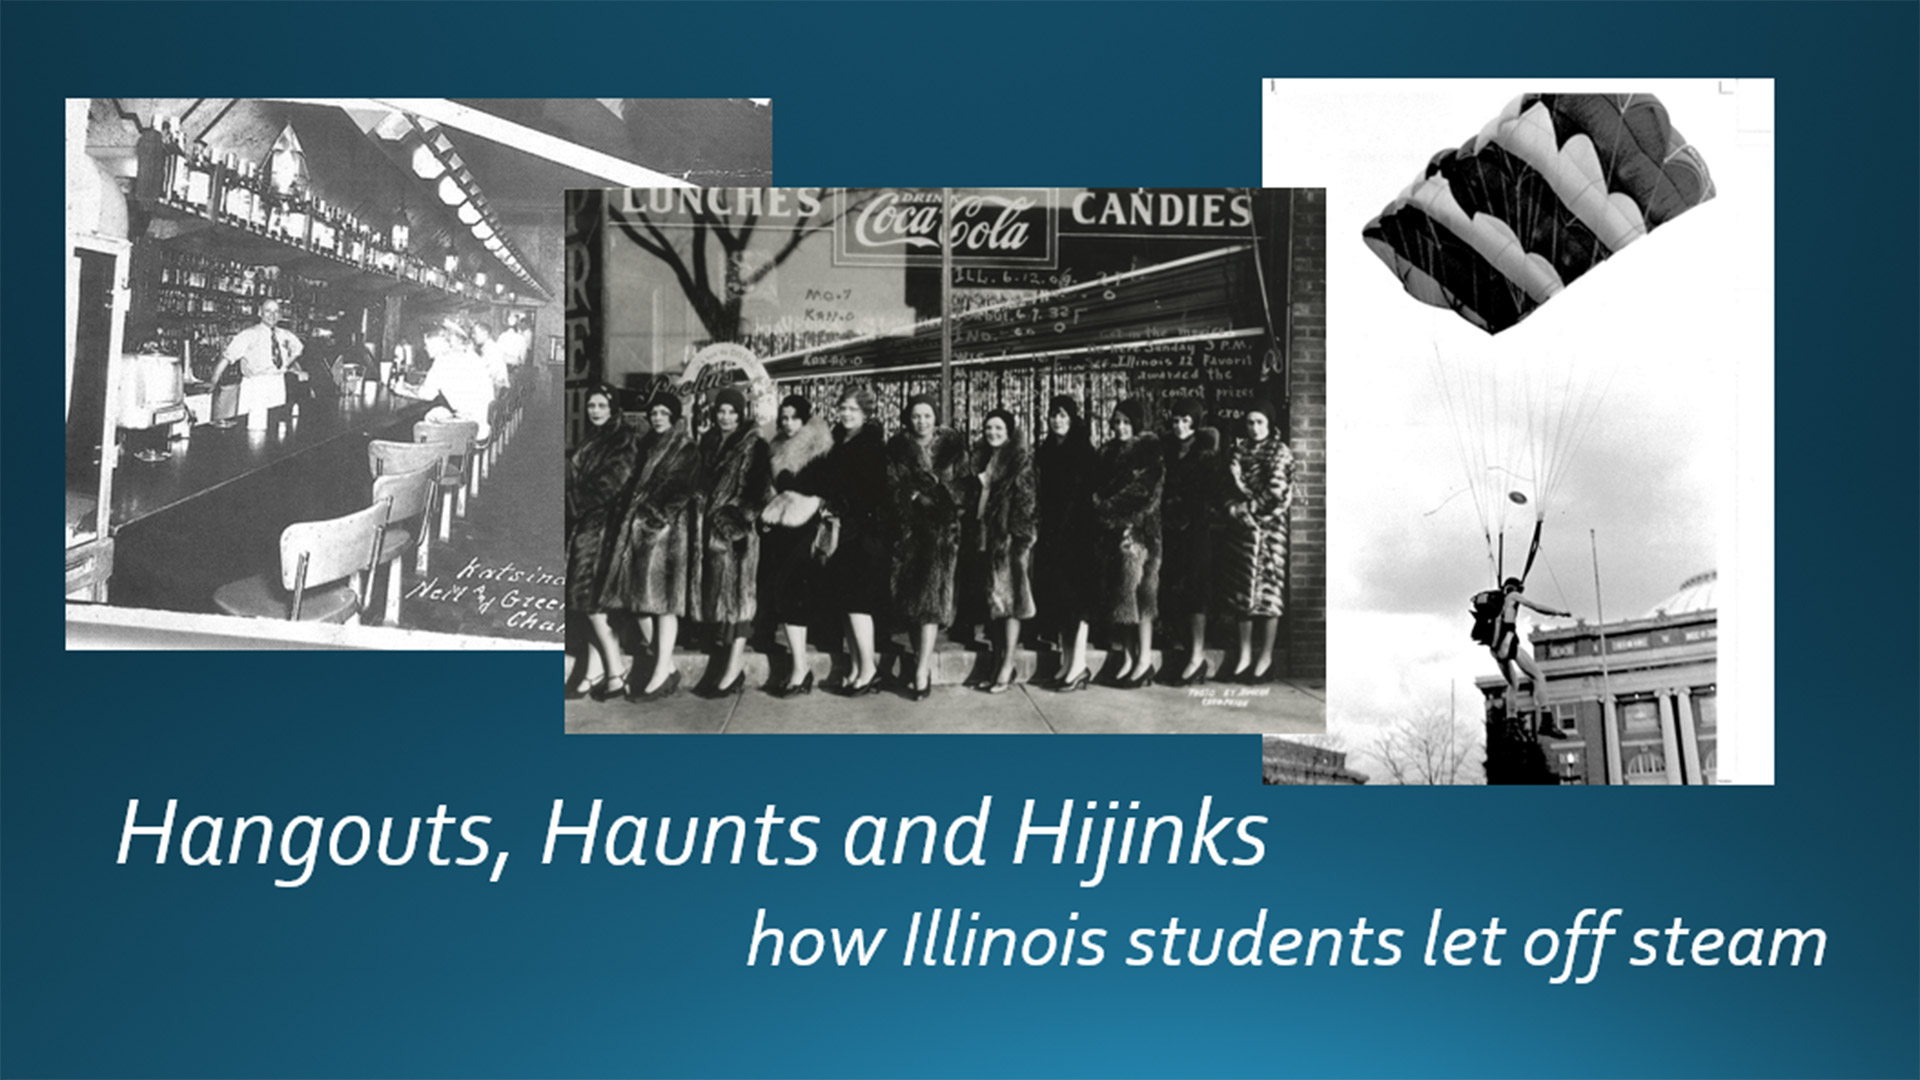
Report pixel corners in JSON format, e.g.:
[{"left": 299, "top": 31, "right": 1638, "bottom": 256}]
[
  {"left": 165, "top": 130, "right": 192, "bottom": 208},
  {"left": 221, "top": 155, "right": 253, "bottom": 228},
  {"left": 310, "top": 199, "right": 334, "bottom": 256},
  {"left": 248, "top": 163, "right": 272, "bottom": 233},
  {"left": 281, "top": 190, "right": 310, "bottom": 250},
  {"left": 184, "top": 144, "right": 215, "bottom": 214}
]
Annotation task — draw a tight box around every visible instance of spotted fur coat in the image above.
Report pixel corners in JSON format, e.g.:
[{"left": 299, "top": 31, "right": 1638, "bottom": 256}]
[{"left": 1222, "top": 434, "right": 1296, "bottom": 617}]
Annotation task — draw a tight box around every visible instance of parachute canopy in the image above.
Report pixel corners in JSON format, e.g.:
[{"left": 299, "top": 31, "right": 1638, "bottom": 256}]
[{"left": 1363, "top": 93, "right": 1715, "bottom": 334}]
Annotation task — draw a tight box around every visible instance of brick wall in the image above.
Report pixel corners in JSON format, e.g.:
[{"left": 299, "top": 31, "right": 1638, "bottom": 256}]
[{"left": 1287, "top": 189, "right": 1327, "bottom": 683}]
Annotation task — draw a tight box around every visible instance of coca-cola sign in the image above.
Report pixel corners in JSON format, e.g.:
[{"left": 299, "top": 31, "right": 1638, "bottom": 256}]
[{"left": 833, "top": 188, "right": 1057, "bottom": 267}]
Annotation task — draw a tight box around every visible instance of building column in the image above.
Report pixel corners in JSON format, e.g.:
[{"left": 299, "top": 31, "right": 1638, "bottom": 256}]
[
  {"left": 1657, "top": 692, "right": 1684, "bottom": 786},
  {"left": 1601, "top": 696, "right": 1623, "bottom": 786},
  {"left": 1675, "top": 687, "right": 1703, "bottom": 786}
]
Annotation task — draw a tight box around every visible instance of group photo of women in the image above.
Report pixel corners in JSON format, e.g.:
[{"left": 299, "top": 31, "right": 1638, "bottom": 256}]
[{"left": 565, "top": 380, "right": 1300, "bottom": 706}]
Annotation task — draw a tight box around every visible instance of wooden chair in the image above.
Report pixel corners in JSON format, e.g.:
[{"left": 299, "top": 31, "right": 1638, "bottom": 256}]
[
  {"left": 368, "top": 439, "right": 444, "bottom": 575},
  {"left": 413, "top": 419, "right": 478, "bottom": 541},
  {"left": 369, "top": 465, "right": 437, "bottom": 627},
  {"left": 212, "top": 499, "right": 391, "bottom": 624}
]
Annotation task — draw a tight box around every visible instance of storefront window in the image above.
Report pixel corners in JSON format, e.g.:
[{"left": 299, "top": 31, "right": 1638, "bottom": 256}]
[{"left": 570, "top": 188, "right": 1299, "bottom": 446}]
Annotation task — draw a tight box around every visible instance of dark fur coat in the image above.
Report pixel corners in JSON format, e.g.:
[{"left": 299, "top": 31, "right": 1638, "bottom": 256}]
[
  {"left": 1090, "top": 431, "right": 1164, "bottom": 625},
  {"left": 1222, "top": 434, "right": 1296, "bottom": 617},
  {"left": 1034, "top": 427, "right": 1098, "bottom": 627},
  {"left": 961, "top": 435, "right": 1038, "bottom": 622},
  {"left": 758, "top": 417, "right": 835, "bottom": 627},
  {"left": 697, "top": 425, "right": 771, "bottom": 627},
  {"left": 1159, "top": 426, "right": 1222, "bottom": 619},
  {"left": 887, "top": 427, "right": 968, "bottom": 626},
  {"left": 565, "top": 413, "right": 638, "bottom": 612},
  {"left": 604, "top": 423, "right": 699, "bottom": 617},
  {"left": 817, "top": 421, "right": 891, "bottom": 617}
]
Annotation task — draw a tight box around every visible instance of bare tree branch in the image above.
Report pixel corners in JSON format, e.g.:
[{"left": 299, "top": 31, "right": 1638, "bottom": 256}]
[{"left": 1370, "top": 707, "right": 1486, "bottom": 785}]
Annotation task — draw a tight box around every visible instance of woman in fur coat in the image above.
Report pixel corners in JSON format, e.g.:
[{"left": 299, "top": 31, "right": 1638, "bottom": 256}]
[
  {"left": 694, "top": 387, "right": 771, "bottom": 698},
  {"left": 888, "top": 394, "right": 969, "bottom": 699},
  {"left": 756, "top": 395, "right": 835, "bottom": 696},
  {"left": 565, "top": 385, "right": 638, "bottom": 700},
  {"left": 816, "top": 386, "right": 891, "bottom": 695},
  {"left": 1221, "top": 399, "right": 1298, "bottom": 683},
  {"left": 1035, "top": 395, "right": 1099, "bottom": 690},
  {"left": 604, "top": 390, "right": 700, "bottom": 700},
  {"left": 959, "top": 408, "right": 1037, "bottom": 693},
  {"left": 1091, "top": 398, "right": 1164, "bottom": 689},
  {"left": 1159, "top": 396, "right": 1224, "bottom": 685}
]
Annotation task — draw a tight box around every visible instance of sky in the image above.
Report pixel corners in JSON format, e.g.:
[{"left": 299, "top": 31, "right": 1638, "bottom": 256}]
[{"left": 1263, "top": 80, "right": 1773, "bottom": 766}]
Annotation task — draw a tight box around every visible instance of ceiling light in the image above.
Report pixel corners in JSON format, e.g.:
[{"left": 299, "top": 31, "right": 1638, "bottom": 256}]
[
  {"left": 457, "top": 202, "right": 481, "bottom": 225},
  {"left": 436, "top": 175, "right": 464, "bottom": 206},
  {"left": 409, "top": 143, "right": 444, "bottom": 180},
  {"left": 472, "top": 221, "right": 494, "bottom": 240}
]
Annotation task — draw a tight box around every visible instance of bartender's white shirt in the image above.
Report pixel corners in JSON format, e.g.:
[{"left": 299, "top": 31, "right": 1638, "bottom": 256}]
[{"left": 223, "top": 322, "right": 302, "bottom": 378}]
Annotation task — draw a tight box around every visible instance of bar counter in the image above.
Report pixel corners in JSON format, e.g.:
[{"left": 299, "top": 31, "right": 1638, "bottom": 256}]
[{"left": 100, "top": 386, "right": 431, "bottom": 614}]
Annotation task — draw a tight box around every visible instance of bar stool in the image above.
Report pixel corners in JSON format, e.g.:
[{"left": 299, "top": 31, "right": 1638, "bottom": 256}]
[
  {"left": 368, "top": 439, "right": 444, "bottom": 576},
  {"left": 369, "top": 465, "right": 436, "bottom": 627},
  {"left": 212, "top": 499, "right": 392, "bottom": 624},
  {"left": 414, "top": 419, "right": 478, "bottom": 542}
]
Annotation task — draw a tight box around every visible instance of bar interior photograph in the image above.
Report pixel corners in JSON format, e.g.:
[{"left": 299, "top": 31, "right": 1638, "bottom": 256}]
[{"left": 65, "top": 98, "right": 773, "bottom": 649}]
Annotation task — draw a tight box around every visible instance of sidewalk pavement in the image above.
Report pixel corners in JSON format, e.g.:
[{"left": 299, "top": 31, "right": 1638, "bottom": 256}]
[{"left": 565, "top": 672, "right": 1324, "bottom": 735}]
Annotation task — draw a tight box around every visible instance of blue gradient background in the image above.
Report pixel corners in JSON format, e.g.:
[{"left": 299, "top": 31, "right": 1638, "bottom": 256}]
[{"left": 7, "top": 3, "right": 1915, "bottom": 1077}]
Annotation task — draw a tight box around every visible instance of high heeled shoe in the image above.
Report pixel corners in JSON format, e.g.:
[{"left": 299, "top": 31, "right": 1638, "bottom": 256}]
[
  {"left": 770, "top": 670, "right": 815, "bottom": 698},
  {"left": 1051, "top": 669, "right": 1092, "bottom": 694},
  {"left": 1188, "top": 662, "right": 1211, "bottom": 687},
  {"left": 628, "top": 670, "right": 681, "bottom": 702},
  {"left": 566, "top": 677, "right": 602, "bottom": 701},
  {"left": 700, "top": 671, "right": 745, "bottom": 699},
  {"left": 836, "top": 673, "right": 882, "bottom": 697},
  {"left": 982, "top": 674, "right": 1018, "bottom": 695},
  {"left": 1120, "top": 665, "right": 1158, "bottom": 690}
]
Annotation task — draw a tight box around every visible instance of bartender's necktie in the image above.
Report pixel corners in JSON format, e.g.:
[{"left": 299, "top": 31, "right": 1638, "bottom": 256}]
[{"left": 270, "top": 329, "right": 283, "bottom": 371}]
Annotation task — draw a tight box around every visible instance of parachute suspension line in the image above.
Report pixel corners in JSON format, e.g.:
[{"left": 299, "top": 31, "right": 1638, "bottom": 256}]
[
  {"left": 1429, "top": 344, "right": 1498, "bottom": 579},
  {"left": 1520, "top": 516, "right": 1545, "bottom": 584}
]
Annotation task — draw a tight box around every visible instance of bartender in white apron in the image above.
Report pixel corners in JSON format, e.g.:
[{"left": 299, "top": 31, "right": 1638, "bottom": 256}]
[{"left": 210, "top": 298, "right": 304, "bottom": 428}]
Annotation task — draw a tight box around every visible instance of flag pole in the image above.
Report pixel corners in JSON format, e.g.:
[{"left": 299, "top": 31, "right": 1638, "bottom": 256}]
[{"left": 1590, "top": 529, "right": 1620, "bottom": 783}]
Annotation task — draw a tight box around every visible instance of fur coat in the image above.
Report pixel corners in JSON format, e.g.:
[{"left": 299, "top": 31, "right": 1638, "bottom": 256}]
[
  {"left": 1034, "top": 427, "right": 1099, "bottom": 627},
  {"left": 1159, "top": 426, "right": 1223, "bottom": 619},
  {"left": 817, "top": 421, "right": 891, "bottom": 617},
  {"left": 604, "top": 423, "right": 699, "bottom": 617},
  {"left": 887, "top": 427, "right": 969, "bottom": 626},
  {"left": 697, "top": 425, "right": 771, "bottom": 628},
  {"left": 1222, "top": 434, "right": 1296, "bottom": 617},
  {"left": 565, "top": 412, "right": 638, "bottom": 612},
  {"left": 758, "top": 417, "right": 835, "bottom": 627},
  {"left": 1090, "top": 432, "right": 1164, "bottom": 625},
  {"left": 961, "top": 435, "right": 1038, "bottom": 622}
]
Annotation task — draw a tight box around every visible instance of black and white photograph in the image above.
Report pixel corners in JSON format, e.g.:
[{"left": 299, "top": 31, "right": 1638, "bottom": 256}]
[
  {"left": 563, "top": 187, "right": 1327, "bottom": 733},
  {"left": 1262, "top": 79, "right": 1774, "bottom": 784},
  {"left": 65, "top": 98, "right": 773, "bottom": 649}
]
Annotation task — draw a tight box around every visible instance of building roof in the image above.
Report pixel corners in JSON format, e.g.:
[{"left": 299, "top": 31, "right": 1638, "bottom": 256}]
[{"left": 1642, "top": 569, "right": 1717, "bottom": 619}]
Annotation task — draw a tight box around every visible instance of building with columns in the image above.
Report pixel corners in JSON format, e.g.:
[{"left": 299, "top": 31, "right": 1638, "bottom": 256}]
[{"left": 1480, "top": 571, "right": 1718, "bottom": 785}]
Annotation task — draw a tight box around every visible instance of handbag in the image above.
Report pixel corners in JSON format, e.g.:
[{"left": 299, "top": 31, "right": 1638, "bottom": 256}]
[{"left": 811, "top": 514, "right": 841, "bottom": 564}]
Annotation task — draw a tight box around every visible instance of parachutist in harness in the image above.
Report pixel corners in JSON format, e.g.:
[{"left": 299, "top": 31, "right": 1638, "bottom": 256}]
[{"left": 1488, "top": 577, "right": 1574, "bottom": 740}]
